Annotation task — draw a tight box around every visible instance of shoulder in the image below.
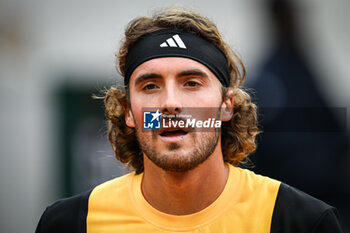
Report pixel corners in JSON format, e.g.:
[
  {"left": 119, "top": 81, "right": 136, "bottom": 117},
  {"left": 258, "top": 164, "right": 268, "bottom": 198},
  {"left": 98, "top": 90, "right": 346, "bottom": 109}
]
[
  {"left": 35, "top": 189, "right": 92, "bottom": 233},
  {"left": 91, "top": 172, "right": 133, "bottom": 196},
  {"left": 271, "top": 183, "right": 343, "bottom": 233},
  {"left": 35, "top": 173, "right": 134, "bottom": 233},
  {"left": 235, "top": 166, "right": 281, "bottom": 192}
]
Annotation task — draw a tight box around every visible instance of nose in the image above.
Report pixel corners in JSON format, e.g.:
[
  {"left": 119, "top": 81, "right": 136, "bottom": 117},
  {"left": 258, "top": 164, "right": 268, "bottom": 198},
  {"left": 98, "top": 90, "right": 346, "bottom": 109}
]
[{"left": 160, "top": 84, "right": 182, "bottom": 115}]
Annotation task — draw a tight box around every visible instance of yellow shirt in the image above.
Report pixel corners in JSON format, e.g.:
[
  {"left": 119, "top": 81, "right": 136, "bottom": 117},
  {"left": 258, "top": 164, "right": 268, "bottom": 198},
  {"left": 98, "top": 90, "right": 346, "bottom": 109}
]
[{"left": 87, "top": 164, "right": 280, "bottom": 233}]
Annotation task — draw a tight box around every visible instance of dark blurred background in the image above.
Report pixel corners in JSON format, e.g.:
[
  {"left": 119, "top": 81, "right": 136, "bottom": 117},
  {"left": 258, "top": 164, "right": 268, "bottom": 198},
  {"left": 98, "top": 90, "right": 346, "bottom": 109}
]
[
  {"left": 246, "top": 0, "right": 350, "bottom": 231},
  {"left": 0, "top": 0, "right": 349, "bottom": 232}
]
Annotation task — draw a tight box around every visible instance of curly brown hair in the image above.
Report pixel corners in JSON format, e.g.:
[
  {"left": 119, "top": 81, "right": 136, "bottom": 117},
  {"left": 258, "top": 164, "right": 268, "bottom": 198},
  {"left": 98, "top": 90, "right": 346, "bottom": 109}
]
[{"left": 103, "top": 8, "right": 259, "bottom": 174}]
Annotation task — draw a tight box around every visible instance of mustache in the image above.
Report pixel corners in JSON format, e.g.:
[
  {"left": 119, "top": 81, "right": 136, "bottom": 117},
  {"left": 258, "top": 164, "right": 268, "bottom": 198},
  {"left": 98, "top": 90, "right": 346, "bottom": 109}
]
[{"left": 161, "top": 115, "right": 189, "bottom": 122}]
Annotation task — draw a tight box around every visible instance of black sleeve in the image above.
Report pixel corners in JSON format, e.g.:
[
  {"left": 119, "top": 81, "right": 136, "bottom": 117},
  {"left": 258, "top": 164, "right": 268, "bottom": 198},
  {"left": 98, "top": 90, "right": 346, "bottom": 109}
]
[
  {"left": 35, "top": 190, "right": 92, "bottom": 233},
  {"left": 270, "top": 183, "right": 344, "bottom": 233},
  {"left": 311, "top": 208, "right": 343, "bottom": 233}
]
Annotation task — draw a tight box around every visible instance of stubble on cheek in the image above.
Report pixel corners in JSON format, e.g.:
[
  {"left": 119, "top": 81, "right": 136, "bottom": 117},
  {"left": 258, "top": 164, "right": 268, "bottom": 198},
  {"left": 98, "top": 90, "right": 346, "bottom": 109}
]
[{"left": 152, "top": 130, "right": 157, "bottom": 140}]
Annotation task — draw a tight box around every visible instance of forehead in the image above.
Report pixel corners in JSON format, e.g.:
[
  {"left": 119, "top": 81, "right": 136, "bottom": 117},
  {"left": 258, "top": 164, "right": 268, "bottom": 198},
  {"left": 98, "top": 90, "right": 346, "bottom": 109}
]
[{"left": 129, "top": 57, "right": 219, "bottom": 84}]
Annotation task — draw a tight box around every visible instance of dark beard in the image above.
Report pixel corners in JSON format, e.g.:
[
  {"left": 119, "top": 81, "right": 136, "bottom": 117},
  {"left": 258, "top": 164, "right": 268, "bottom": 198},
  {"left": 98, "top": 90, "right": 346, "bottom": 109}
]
[{"left": 136, "top": 129, "right": 220, "bottom": 172}]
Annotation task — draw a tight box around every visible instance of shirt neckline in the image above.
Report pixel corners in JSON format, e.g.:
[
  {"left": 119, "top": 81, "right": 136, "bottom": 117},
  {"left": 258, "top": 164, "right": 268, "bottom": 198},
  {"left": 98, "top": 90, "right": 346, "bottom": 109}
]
[{"left": 129, "top": 164, "right": 242, "bottom": 231}]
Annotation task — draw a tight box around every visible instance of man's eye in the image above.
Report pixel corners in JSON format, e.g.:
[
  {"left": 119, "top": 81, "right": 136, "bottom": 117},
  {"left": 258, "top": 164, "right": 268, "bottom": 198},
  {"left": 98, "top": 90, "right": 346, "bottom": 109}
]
[
  {"left": 184, "top": 81, "right": 201, "bottom": 87},
  {"left": 142, "top": 83, "right": 158, "bottom": 90}
]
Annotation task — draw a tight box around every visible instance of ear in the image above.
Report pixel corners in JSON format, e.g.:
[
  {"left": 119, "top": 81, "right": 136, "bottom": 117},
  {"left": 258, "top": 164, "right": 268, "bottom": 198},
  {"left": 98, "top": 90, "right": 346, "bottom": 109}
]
[
  {"left": 124, "top": 103, "right": 135, "bottom": 128},
  {"left": 221, "top": 88, "right": 234, "bottom": 122}
]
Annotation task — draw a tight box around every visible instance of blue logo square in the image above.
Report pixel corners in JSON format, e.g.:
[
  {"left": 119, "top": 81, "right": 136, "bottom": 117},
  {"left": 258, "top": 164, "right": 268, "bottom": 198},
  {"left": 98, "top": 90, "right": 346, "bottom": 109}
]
[{"left": 143, "top": 110, "right": 161, "bottom": 129}]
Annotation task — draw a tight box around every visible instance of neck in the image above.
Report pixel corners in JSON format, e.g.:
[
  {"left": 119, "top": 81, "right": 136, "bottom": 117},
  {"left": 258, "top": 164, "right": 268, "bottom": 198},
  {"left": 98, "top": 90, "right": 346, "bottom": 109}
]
[{"left": 141, "top": 144, "right": 229, "bottom": 215}]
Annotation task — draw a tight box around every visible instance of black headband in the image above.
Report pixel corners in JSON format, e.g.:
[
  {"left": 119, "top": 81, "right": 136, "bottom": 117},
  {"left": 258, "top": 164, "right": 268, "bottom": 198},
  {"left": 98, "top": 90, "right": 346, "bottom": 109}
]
[{"left": 124, "top": 29, "right": 230, "bottom": 87}]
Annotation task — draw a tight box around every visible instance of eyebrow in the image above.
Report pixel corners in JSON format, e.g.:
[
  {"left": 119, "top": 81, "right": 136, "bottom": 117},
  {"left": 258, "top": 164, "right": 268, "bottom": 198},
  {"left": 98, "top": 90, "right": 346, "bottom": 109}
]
[
  {"left": 133, "top": 69, "right": 208, "bottom": 86},
  {"left": 134, "top": 73, "right": 162, "bottom": 86},
  {"left": 177, "top": 69, "right": 208, "bottom": 78}
]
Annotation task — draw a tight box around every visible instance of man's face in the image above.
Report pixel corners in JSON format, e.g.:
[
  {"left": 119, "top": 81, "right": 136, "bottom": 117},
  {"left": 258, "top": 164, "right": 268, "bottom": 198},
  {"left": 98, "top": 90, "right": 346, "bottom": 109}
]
[{"left": 126, "top": 57, "right": 230, "bottom": 172}]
